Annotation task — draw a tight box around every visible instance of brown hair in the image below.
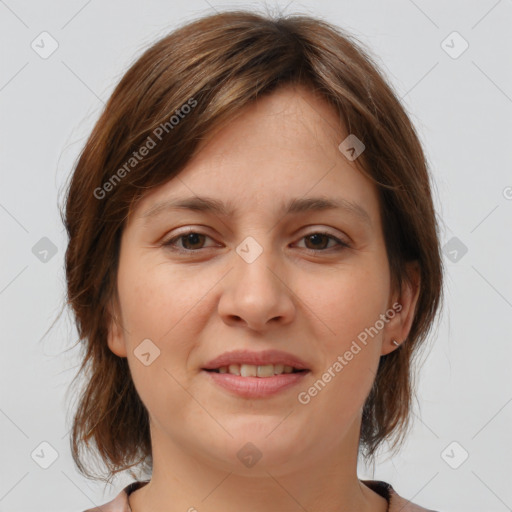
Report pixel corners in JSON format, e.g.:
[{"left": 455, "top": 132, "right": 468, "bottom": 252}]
[{"left": 62, "top": 9, "right": 444, "bottom": 483}]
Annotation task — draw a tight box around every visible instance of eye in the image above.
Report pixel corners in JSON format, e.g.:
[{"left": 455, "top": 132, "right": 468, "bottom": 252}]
[
  {"left": 162, "top": 229, "right": 217, "bottom": 252},
  {"left": 161, "top": 229, "right": 351, "bottom": 254},
  {"left": 294, "top": 231, "right": 351, "bottom": 253}
]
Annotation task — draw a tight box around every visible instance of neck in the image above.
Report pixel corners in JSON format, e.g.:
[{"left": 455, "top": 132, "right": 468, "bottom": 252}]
[{"left": 129, "top": 416, "right": 387, "bottom": 512}]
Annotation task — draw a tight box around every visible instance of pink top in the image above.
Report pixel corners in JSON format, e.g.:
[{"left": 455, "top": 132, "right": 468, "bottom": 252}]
[{"left": 82, "top": 479, "right": 439, "bottom": 511}]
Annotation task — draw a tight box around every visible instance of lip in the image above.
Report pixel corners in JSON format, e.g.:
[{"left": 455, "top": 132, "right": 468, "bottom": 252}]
[
  {"left": 202, "top": 349, "right": 310, "bottom": 371},
  {"left": 203, "top": 370, "right": 309, "bottom": 398}
]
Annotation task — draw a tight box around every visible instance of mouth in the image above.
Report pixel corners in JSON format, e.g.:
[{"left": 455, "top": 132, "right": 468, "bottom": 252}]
[
  {"left": 201, "top": 350, "right": 311, "bottom": 397},
  {"left": 202, "top": 364, "right": 310, "bottom": 398},
  {"left": 204, "top": 364, "right": 308, "bottom": 377}
]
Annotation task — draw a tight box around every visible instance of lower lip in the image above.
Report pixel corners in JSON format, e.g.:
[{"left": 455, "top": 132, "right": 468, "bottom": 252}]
[{"left": 203, "top": 370, "right": 309, "bottom": 398}]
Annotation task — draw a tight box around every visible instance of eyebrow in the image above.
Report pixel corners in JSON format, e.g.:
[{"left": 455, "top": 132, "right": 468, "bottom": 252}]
[{"left": 141, "top": 195, "right": 372, "bottom": 227}]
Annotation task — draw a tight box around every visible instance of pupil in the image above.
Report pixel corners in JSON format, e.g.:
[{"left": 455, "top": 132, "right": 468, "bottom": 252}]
[
  {"left": 181, "top": 233, "right": 328, "bottom": 251},
  {"left": 184, "top": 233, "right": 203, "bottom": 249},
  {"left": 307, "top": 233, "right": 327, "bottom": 249}
]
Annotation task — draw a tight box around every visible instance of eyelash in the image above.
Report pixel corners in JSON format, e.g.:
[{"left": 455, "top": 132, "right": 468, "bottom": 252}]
[{"left": 161, "top": 228, "right": 351, "bottom": 255}]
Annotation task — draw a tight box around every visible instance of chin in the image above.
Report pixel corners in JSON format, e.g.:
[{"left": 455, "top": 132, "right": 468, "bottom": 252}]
[{"left": 204, "top": 422, "right": 310, "bottom": 472}]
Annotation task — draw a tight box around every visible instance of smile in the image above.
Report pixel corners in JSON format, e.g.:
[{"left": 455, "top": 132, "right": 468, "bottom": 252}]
[
  {"left": 206, "top": 363, "right": 306, "bottom": 377},
  {"left": 203, "top": 367, "right": 310, "bottom": 398}
]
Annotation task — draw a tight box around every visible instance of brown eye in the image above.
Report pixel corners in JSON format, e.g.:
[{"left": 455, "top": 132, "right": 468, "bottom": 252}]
[
  {"left": 162, "top": 229, "right": 350, "bottom": 256},
  {"left": 163, "top": 231, "right": 214, "bottom": 252},
  {"left": 297, "top": 232, "right": 350, "bottom": 252},
  {"left": 304, "top": 233, "right": 331, "bottom": 250},
  {"left": 179, "top": 232, "right": 206, "bottom": 250}
]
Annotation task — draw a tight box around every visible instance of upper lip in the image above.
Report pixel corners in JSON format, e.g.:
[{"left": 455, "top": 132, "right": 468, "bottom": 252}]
[{"left": 202, "top": 349, "right": 310, "bottom": 370}]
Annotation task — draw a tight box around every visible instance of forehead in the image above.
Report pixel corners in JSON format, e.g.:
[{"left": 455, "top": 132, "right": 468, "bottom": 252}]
[{"left": 130, "top": 84, "right": 381, "bottom": 227}]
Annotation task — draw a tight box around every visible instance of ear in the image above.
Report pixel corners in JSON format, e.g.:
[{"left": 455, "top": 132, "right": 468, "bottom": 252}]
[
  {"left": 106, "top": 295, "right": 128, "bottom": 358},
  {"left": 381, "top": 260, "right": 421, "bottom": 356}
]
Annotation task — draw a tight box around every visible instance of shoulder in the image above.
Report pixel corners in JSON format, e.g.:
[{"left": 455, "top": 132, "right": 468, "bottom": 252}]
[
  {"left": 83, "top": 479, "right": 441, "bottom": 512},
  {"left": 361, "top": 479, "right": 441, "bottom": 512},
  {"left": 81, "top": 481, "right": 149, "bottom": 512}
]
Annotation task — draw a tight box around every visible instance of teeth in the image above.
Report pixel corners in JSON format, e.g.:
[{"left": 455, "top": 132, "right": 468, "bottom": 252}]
[
  {"left": 214, "top": 363, "right": 302, "bottom": 377},
  {"left": 257, "top": 364, "right": 274, "bottom": 377},
  {"left": 241, "top": 364, "right": 257, "bottom": 377},
  {"left": 274, "top": 364, "right": 284, "bottom": 374},
  {"left": 228, "top": 364, "right": 240, "bottom": 375}
]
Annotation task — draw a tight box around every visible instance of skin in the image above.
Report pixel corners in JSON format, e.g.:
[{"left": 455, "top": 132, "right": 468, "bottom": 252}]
[{"left": 108, "top": 83, "right": 420, "bottom": 512}]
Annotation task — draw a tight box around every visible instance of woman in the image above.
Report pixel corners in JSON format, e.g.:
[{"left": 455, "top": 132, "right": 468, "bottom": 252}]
[{"left": 64, "top": 9, "right": 444, "bottom": 512}]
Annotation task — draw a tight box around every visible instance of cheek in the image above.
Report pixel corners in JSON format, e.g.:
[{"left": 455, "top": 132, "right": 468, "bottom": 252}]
[
  {"left": 303, "top": 261, "right": 390, "bottom": 348},
  {"left": 117, "top": 252, "right": 207, "bottom": 340},
  {"left": 116, "top": 250, "right": 221, "bottom": 408},
  {"left": 295, "top": 262, "right": 388, "bottom": 416}
]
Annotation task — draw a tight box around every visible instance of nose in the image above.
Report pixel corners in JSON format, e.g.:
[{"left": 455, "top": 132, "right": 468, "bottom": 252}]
[{"left": 217, "top": 241, "right": 296, "bottom": 332}]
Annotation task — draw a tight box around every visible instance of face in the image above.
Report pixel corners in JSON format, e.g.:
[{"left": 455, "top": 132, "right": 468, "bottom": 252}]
[{"left": 108, "top": 84, "right": 419, "bottom": 475}]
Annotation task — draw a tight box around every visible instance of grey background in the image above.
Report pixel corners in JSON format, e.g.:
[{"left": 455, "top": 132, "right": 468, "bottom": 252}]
[{"left": 1, "top": 0, "right": 511, "bottom": 511}]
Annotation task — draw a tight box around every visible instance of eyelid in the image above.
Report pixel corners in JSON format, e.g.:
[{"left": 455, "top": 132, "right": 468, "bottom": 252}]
[
  {"left": 161, "top": 226, "right": 351, "bottom": 253},
  {"left": 161, "top": 227, "right": 219, "bottom": 249},
  {"left": 296, "top": 226, "right": 351, "bottom": 245}
]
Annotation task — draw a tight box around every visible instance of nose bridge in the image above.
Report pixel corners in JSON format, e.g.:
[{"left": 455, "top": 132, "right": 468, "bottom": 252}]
[
  {"left": 233, "top": 233, "right": 280, "bottom": 294},
  {"left": 218, "top": 232, "right": 295, "bottom": 330}
]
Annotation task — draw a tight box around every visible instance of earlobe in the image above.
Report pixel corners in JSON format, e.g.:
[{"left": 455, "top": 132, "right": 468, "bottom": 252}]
[
  {"left": 381, "top": 261, "right": 421, "bottom": 356},
  {"left": 106, "top": 299, "right": 128, "bottom": 358}
]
